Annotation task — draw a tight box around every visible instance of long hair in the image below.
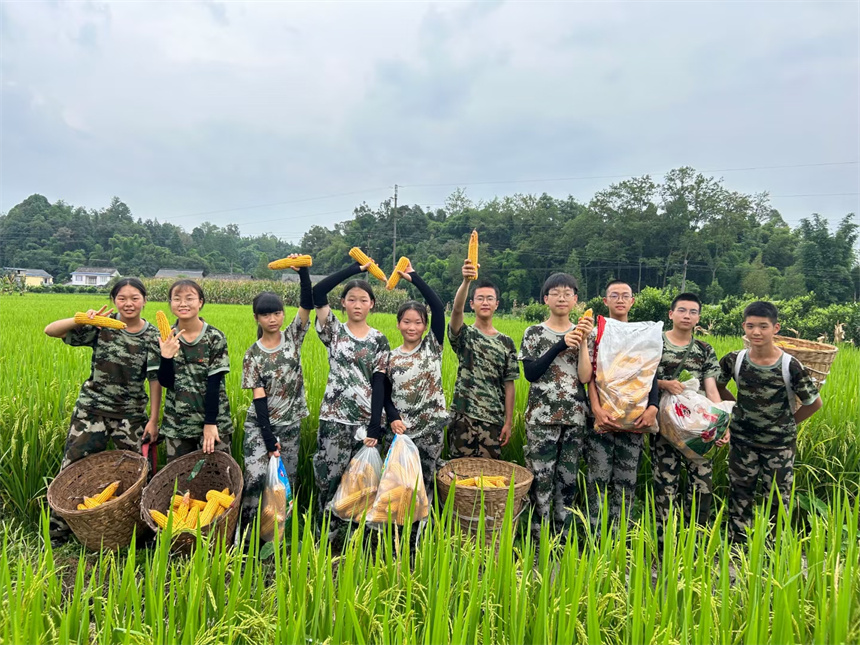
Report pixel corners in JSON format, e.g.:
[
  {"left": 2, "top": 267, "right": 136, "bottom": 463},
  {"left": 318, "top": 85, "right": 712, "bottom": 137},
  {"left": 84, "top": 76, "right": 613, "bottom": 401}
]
[{"left": 252, "top": 291, "right": 285, "bottom": 339}]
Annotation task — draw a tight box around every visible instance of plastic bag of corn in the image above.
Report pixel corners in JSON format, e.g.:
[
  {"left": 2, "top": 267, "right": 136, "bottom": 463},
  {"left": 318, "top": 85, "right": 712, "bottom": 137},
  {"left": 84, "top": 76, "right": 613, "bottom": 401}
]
[
  {"left": 367, "top": 435, "right": 429, "bottom": 526},
  {"left": 260, "top": 456, "right": 293, "bottom": 542},
  {"left": 329, "top": 446, "right": 383, "bottom": 522}
]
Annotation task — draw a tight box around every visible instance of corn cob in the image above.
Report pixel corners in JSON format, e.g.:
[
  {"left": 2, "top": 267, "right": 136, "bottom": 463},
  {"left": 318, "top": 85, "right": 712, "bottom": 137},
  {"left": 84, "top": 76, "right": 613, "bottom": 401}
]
[
  {"left": 206, "top": 489, "right": 235, "bottom": 508},
  {"left": 175, "top": 503, "right": 189, "bottom": 522},
  {"left": 385, "top": 257, "right": 410, "bottom": 291},
  {"left": 185, "top": 506, "right": 200, "bottom": 530},
  {"left": 348, "top": 247, "right": 388, "bottom": 283},
  {"left": 268, "top": 255, "right": 313, "bottom": 270},
  {"left": 82, "top": 496, "right": 100, "bottom": 509},
  {"left": 172, "top": 494, "right": 206, "bottom": 511},
  {"left": 467, "top": 230, "right": 479, "bottom": 280},
  {"left": 74, "top": 313, "right": 127, "bottom": 330},
  {"left": 581, "top": 308, "right": 593, "bottom": 320},
  {"left": 77, "top": 503, "right": 88, "bottom": 510},
  {"left": 149, "top": 509, "right": 170, "bottom": 529},
  {"left": 155, "top": 310, "right": 172, "bottom": 341},
  {"left": 199, "top": 498, "right": 220, "bottom": 527},
  {"left": 93, "top": 481, "right": 120, "bottom": 505}
]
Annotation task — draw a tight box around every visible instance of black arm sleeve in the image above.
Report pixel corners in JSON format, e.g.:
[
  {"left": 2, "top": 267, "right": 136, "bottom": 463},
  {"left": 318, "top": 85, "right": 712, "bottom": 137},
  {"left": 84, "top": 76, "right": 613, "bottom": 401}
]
[
  {"left": 648, "top": 373, "right": 660, "bottom": 409},
  {"left": 253, "top": 396, "right": 278, "bottom": 453},
  {"left": 522, "top": 338, "right": 568, "bottom": 383},
  {"left": 203, "top": 372, "right": 224, "bottom": 425},
  {"left": 157, "top": 356, "right": 175, "bottom": 389},
  {"left": 383, "top": 375, "right": 401, "bottom": 422},
  {"left": 298, "top": 266, "right": 313, "bottom": 311},
  {"left": 312, "top": 262, "right": 362, "bottom": 307},
  {"left": 409, "top": 271, "right": 445, "bottom": 345},
  {"left": 367, "top": 371, "right": 387, "bottom": 440}
]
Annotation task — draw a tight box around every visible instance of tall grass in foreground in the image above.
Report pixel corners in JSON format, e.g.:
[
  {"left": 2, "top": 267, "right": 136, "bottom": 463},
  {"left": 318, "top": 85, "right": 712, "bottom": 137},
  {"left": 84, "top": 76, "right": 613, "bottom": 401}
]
[{"left": 2, "top": 487, "right": 858, "bottom": 644}]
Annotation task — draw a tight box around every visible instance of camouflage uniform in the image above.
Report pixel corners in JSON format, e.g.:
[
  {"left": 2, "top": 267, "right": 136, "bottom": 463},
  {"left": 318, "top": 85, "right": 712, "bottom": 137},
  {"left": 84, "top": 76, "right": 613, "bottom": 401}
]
[
  {"left": 718, "top": 350, "right": 819, "bottom": 543},
  {"left": 519, "top": 323, "right": 593, "bottom": 533},
  {"left": 147, "top": 322, "right": 233, "bottom": 459},
  {"left": 240, "top": 420, "right": 301, "bottom": 530},
  {"left": 314, "top": 311, "right": 389, "bottom": 509},
  {"left": 387, "top": 332, "right": 447, "bottom": 501},
  {"left": 447, "top": 323, "right": 519, "bottom": 459},
  {"left": 51, "top": 317, "right": 160, "bottom": 540},
  {"left": 652, "top": 335, "right": 721, "bottom": 531}
]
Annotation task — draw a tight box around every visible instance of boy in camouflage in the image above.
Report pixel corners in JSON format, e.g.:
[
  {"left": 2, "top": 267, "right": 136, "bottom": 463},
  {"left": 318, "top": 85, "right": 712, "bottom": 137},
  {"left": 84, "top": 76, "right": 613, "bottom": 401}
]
[
  {"left": 240, "top": 260, "right": 312, "bottom": 533},
  {"left": 653, "top": 293, "right": 726, "bottom": 535},
  {"left": 717, "top": 301, "right": 821, "bottom": 544},
  {"left": 518, "top": 273, "right": 594, "bottom": 537},
  {"left": 447, "top": 259, "right": 519, "bottom": 460},
  {"left": 44, "top": 278, "right": 162, "bottom": 543},
  {"left": 586, "top": 280, "right": 660, "bottom": 528}
]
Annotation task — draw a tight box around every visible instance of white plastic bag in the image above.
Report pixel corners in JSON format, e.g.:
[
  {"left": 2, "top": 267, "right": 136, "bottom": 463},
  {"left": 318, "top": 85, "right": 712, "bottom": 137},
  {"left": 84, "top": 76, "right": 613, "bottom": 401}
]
[
  {"left": 658, "top": 378, "right": 734, "bottom": 463},
  {"left": 594, "top": 318, "right": 663, "bottom": 433},
  {"left": 329, "top": 446, "right": 383, "bottom": 522},
  {"left": 260, "top": 456, "right": 293, "bottom": 542},
  {"left": 368, "top": 435, "right": 429, "bottom": 526}
]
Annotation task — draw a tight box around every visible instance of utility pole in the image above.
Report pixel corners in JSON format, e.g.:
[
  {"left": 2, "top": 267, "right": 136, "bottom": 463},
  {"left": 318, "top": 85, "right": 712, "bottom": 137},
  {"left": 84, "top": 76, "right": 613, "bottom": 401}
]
[
  {"left": 681, "top": 256, "right": 688, "bottom": 292},
  {"left": 392, "top": 184, "right": 398, "bottom": 268}
]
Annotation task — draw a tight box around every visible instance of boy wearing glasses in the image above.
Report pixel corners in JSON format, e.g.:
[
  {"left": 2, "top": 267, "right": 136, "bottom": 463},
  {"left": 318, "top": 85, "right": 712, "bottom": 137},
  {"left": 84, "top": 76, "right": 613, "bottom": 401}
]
[
  {"left": 447, "top": 258, "right": 519, "bottom": 459},
  {"left": 653, "top": 293, "right": 724, "bottom": 535},
  {"left": 518, "top": 273, "right": 594, "bottom": 536}
]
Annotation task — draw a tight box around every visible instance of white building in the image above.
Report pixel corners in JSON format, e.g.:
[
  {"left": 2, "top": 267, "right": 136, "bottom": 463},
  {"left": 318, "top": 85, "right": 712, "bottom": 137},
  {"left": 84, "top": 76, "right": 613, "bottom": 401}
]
[{"left": 70, "top": 267, "right": 120, "bottom": 286}]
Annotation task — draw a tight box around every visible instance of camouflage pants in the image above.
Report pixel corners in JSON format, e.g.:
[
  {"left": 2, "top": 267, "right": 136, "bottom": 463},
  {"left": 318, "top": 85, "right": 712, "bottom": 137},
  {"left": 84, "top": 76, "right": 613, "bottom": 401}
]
[
  {"left": 585, "top": 431, "right": 645, "bottom": 528},
  {"left": 728, "top": 441, "right": 795, "bottom": 544},
  {"left": 383, "top": 420, "right": 445, "bottom": 505},
  {"left": 447, "top": 413, "right": 502, "bottom": 460},
  {"left": 652, "top": 433, "right": 713, "bottom": 533},
  {"left": 525, "top": 422, "right": 586, "bottom": 534},
  {"left": 50, "top": 406, "right": 147, "bottom": 540},
  {"left": 163, "top": 434, "right": 232, "bottom": 462},
  {"left": 313, "top": 420, "right": 367, "bottom": 514},
  {"left": 240, "top": 419, "right": 301, "bottom": 532}
]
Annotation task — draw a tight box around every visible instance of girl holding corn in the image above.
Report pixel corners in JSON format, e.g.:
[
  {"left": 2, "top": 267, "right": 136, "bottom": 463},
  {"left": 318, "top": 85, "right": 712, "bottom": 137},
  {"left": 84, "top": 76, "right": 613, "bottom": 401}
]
[
  {"left": 152, "top": 279, "right": 233, "bottom": 461},
  {"left": 311, "top": 252, "right": 390, "bottom": 519},
  {"left": 239, "top": 255, "right": 313, "bottom": 532},
  {"left": 44, "top": 277, "right": 162, "bottom": 543}
]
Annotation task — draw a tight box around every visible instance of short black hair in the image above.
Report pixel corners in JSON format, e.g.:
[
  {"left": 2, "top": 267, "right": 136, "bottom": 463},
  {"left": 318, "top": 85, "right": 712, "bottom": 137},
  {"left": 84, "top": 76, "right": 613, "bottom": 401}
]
[
  {"left": 541, "top": 273, "right": 578, "bottom": 300},
  {"left": 397, "top": 300, "right": 428, "bottom": 325},
  {"left": 671, "top": 292, "right": 701, "bottom": 310},
  {"left": 340, "top": 279, "right": 376, "bottom": 303},
  {"left": 110, "top": 277, "right": 146, "bottom": 300},
  {"left": 470, "top": 278, "right": 500, "bottom": 301},
  {"left": 168, "top": 279, "right": 205, "bottom": 310},
  {"left": 252, "top": 291, "right": 284, "bottom": 316},
  {"left": 605, "top": 279, "right": 633, "bottom": 294},
  {"left": 743, "top": 300, "right": 779, "bottom": 324}
]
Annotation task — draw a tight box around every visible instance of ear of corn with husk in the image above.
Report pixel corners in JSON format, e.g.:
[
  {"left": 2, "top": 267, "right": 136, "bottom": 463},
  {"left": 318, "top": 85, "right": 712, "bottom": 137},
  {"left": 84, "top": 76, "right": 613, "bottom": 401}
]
[
  {"left": 455, "top": 475, "right": 508, "bottom": 488},
  {"left": 467, "top": 230, "right": 479, "bottom": 280},
  {"left": 149, "top": 488, "right": 234, "bottom": 535},
  {"left": 75, "top": 481, "right": 121, "bottom": 510},
  {"left": 155, "top": 310, "right": 172, "bottom": 341},
  {"left": 385, "top": 257, "right": 410, "bottom": 291},
  {"left": 348, "top": 247, "right": 388, "bottom": 283},
  {"left": 268, "top": 255, "right": 313, "bottom": 270},
  {"left": 74, "top": 313, "right": 126, "bottom": 330}
]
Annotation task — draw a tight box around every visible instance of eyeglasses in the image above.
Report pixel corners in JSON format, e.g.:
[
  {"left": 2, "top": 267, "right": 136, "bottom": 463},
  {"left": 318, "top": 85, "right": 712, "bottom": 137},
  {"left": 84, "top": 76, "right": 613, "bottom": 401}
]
[
  {"left": 473, "top": 296, "right": 497, "bottom": 303},
  {"left": 171, "top": 297, "right": 200, "bottom": 304},
  {"left": 547, "top": 290, "right": 576, "bottom": 300},
  {"left": 674, "top": 307, "right": 699, "bottom": 316},
  {"left": 607, "top": 294, "right": 633, "bottom": 301}
]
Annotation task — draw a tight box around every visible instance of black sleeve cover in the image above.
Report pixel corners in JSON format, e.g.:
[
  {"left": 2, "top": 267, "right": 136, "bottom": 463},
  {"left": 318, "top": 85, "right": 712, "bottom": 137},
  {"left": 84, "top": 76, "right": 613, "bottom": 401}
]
[
  {"left": 383, "top": 375, "right": 401, "bottom": 422},
  {"left": 157, "top": 356, "right": 176, "bottom": 389},
  {"left": 648, "top": 373, "right": 660, "bottom": 409},
  {"left": 253, "top": 396, "right": 278, "bottom": 453},
  {"left": 203, "top": 372, "right": 224, "bottom": 425},
  {"left": 409, "top": 271, "right": 445, "bottom": 345},
  {"left": 312, "top": 263, "right": 362, "bottom": 307},
  {"left": 366, "top": 371, "right": 387, "bottom": 440},
  {"left": 298, "top": 266, "right": 314, "bottom": 311},
  {"left": 521, "top": 338, "right": 568, "bottom": 383}
]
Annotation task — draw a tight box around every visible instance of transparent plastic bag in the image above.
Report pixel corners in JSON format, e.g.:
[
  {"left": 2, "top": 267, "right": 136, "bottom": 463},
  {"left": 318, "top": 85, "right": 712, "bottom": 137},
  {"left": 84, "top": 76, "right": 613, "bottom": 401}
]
[
  {"left": 594, "top": 318, "right": 663, "bottom": 433},
  {"left": 260, "top": 456, "right": 293, "bottom": 542},
  {"left": 329, "top": 446, "right": 383, "bottom": 522},
  {"left": 658, "top": 378, "right": 735, "bottom": 463},
  {"left": 368, "top": 435, "right": 429, "bottom": 526}
]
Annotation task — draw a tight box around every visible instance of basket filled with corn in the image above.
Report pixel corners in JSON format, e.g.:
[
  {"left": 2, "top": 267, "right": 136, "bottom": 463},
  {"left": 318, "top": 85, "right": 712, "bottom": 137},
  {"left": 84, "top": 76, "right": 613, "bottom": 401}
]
[
  {"left": 742, "top": 335, "right": 838, "bottom": 390},
  {"left": 47, "top": 450, "right": 150, "bottom": 550},
  {"left": 436, "top": 458, "right": 533, "bottom": 544},
  {"left": 141, "top": 450, "right": 243, "bottom": 554}
]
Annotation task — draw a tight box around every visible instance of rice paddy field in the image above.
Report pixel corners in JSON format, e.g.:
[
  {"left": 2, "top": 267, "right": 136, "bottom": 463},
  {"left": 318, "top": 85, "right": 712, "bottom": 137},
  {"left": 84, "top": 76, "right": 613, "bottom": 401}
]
[{"left": 1, "top": 294, "right": 859, "bottom": 644}]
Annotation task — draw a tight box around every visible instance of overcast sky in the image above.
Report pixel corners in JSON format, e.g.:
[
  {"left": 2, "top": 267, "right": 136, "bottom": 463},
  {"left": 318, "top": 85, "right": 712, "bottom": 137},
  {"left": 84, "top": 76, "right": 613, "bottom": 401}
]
[{"left": 1, "top": 1, "right": 858, "bottom": 244}]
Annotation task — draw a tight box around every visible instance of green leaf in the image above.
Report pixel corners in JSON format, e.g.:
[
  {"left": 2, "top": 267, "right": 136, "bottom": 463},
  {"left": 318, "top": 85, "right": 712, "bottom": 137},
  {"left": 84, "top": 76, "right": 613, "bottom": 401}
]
[
  {"left": 187, "top": 459, "right": 205, "bottom": 481},
  {"left": 260, "top": 541, "right": 275, "bottom": 560},
  {"left": 678, "top": 370, "right": 693, "bottom": 382}
]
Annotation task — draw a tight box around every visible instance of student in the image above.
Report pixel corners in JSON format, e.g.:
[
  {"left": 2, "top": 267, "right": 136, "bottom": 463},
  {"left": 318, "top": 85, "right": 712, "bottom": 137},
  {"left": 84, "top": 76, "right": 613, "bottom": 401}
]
[
  {"left": 447, "top": 259, "right": 519, "bottom": 460},
  {"left": 311, "top": 257, "right": 390, "bottom": 514},
  {"left": 44, "top": 278, "right": 162, "bottom": 542},
  {"left": 518, "top": 273, "right": 593, "bottom": 537},
  {"left": 240, "top": 260, "right": 312, "bottom": 531},
  {"left": 383, "top": 259, "right": 447, "bottom": 503},
  {"left": 653, "top": 293, "right": 725, "bottom": 532},
  {"left": 153, "top": 280, "right": 233, "bottom": 460},
  {"left": 717, "top": 300, "right": 822, "bottom": 544},
  {"left": 586, "top": 280, "right": 660, "bottom": 527}
]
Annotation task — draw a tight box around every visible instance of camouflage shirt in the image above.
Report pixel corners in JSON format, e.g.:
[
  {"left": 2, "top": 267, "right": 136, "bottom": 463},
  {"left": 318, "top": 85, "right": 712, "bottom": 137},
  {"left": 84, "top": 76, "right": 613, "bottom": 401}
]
[
  {"left": 65, "top": 316, "right": 160, "bottom": 422},
  {"left": 317, "top": 311, "right": 390, "bottom": 426},
  {"left": 518, "top": 322, "right": 592, "bottom": 426},
  {"left": 148, "top": 322, "right": 233, "bottom": 439},
  {"left": 448, "top": 323, "right": 519, "bottom": 426},
  {"left": 657, "top": 334, "right": 721, "bottom": 393},
  {"left": 387, "top": 332, "right": 447, "bottom": 437},
  {"left": 718, "top": 350, "right": 820, "bottom": 448},
  {"left": 242, "top": 313, "right": 310, "bottom": 427}
]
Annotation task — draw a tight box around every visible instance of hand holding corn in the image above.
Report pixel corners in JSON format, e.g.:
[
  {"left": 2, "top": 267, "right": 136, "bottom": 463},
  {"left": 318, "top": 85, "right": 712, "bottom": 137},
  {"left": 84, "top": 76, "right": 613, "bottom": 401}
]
[
  {"left": 159, "top": 327, "right": 185, "bottom": 359},
  {"left": 74, "top": 306, "right": 126, "bottom": 330},
  {"left": 564, "top": 327, "right": 584, "bottom": 348},
  {"left": 268, "top": 254, "right": 313, "bottom": 271},
  {"left": 466, "top": 230, "right": 479, "bottom": 280},
  {"left": 461, "top": 259, "right": 478, "bottom": 282},
  {"left": 348, "top": 247, "right": 388, "bottom": 283},
  {"left": 386, "top": 257, "right": 411, "bottom": 290}
]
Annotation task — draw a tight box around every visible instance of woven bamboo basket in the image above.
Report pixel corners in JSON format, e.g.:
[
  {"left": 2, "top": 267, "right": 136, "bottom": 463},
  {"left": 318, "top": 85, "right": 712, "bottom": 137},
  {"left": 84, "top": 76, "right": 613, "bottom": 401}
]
[
  {"left": 436, "top": 458, "right": 533, "bottom": 544},
  {"left": 47, "top": 450, "right": 149, "bottom": 550},
  {"left": 742, "top": 335, "right": 838, "bottom": 388},
  {"left": 141, "top": 450, "right": 243, "bottom": 554}
]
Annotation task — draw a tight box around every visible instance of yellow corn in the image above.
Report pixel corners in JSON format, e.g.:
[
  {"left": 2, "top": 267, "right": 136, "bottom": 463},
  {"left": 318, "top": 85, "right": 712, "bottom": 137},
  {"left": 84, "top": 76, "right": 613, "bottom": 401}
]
[
  {"left": 581, "top": 308, "right": 593, "bottom": 320},
  {"left": 93, "top": 481, "right": 120, "bottom": 505},
  {"left": 82, "top": 496, "right": 100, "bottom": 509},
  {"left": 206, "top": 489, "right": 235, "bottom": 509},
  {"left": 385, "top": 257, "right": 410, "bottom": 291},
  {"left": 199, "top": 498, "right": 220, "bottom": 527},
  {"left": 74, "top": 313, "right": 127, "bottom": 330},
  {"left": 467, "top": 230, "right": 479, "bottom": 280},
  {"left": 268, "top": 255, "right": 313, "bottom": 270},
  {"left": 155, "top": 310, "right": 172, "bottom": 341},
  {"left": 349, "top": 247, "right": 388, "bottom": 283},
  {"left": 77, "top": 503, "right": 88, "bottom": 510},
  {"left": 149, "top": 509, "right": 170, "bottom": 529},
  {"left": 185, "top": 506, "right": 200, "bottom": 530},
  {"left": 175, "top": 503, "right": 189, "bottom": 522}
]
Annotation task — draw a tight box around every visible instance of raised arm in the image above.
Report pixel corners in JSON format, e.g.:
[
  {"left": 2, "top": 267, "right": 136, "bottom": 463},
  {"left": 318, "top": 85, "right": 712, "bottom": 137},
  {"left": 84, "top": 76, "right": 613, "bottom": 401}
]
[
  {"left": 449, "top": 259, "right": 477, "bottom": 335},
  {"left": 312, "top": 261, "right": 364, "bottom": 323},
  {"left": 399, "top": 262, "right": 445, "bottom": 345}
]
